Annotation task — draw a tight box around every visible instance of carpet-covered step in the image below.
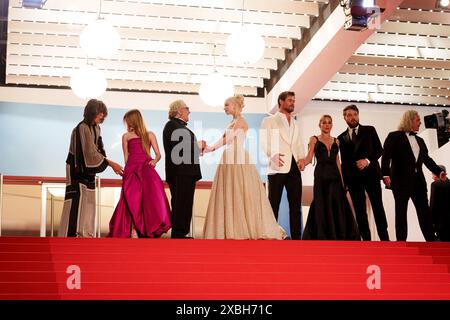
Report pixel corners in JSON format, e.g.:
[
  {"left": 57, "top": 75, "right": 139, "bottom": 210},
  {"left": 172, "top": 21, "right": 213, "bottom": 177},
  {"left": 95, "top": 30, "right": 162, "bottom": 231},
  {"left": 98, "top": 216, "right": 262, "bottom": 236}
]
[
  {"left": 2, "top": 270, "right": 450, "bottom": 283},
  {"left": 1, "top": 261, "right": 447, "bottom": 273}
]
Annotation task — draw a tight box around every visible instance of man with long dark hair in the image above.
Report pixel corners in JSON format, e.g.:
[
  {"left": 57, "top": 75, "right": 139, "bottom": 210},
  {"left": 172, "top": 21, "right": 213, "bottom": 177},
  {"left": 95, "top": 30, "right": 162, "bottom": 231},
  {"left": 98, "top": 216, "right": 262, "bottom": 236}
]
[{"left": 59, "top": 99, "right": 123, "bottom": 237}]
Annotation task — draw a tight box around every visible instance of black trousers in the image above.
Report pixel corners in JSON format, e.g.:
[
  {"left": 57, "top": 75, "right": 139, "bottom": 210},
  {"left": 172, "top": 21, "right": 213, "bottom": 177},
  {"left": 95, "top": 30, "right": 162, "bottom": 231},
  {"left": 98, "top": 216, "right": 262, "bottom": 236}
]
[
  {"left": 348, "top": 177, "right": 389, "bottom": 241},
  {"left": 168, "top": 175, "right": 196, "bottom": 238},
  {"left": 393, "top": 174, "right": 436, "bottom": 241},
  {"left": 268, "top": 157, "right": 302, "bottom": 240}
]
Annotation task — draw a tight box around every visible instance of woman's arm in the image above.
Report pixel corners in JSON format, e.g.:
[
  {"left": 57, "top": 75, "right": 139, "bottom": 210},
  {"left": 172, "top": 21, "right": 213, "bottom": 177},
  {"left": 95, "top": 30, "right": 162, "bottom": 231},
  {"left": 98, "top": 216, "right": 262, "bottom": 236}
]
[
  {"left": 205, "top": 118, "right": 248, "bottom": 153},
  {"left": 336, "top": 139, "right": 345, "bottom": 188},
  {"left": 107, "top": 158, "right": 123, "bottom": 176},
  {"left": 122, "top": 133, "right": 129, "bottom": 164},
  {"left": 303, "top": 136, "right": 317, "bottom": 166},
  {"left": 148, "top": 131, "right": 161, "bottom": 167}
]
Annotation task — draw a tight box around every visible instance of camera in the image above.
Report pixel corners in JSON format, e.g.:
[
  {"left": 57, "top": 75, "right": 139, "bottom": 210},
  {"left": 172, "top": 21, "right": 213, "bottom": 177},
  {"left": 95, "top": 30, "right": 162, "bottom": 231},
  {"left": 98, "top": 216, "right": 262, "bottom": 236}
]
[
  {"left": 424, "top": 110, "right": 450, "bottom": 148},
  {"left": 341, "top": 0, "right": 384, "bottom": 31}
]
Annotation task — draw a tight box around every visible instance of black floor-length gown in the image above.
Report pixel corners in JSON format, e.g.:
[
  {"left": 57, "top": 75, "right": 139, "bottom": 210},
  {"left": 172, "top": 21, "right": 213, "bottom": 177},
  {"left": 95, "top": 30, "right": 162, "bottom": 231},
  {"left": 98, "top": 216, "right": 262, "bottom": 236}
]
[{"left": 302, "top": 137, "right": 361, "bottom": 240}]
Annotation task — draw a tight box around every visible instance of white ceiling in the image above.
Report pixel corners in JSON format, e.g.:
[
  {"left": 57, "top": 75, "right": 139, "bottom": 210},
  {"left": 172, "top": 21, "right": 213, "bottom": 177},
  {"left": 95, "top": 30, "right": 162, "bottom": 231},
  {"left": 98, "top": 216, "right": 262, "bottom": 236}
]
[
  {"left": 4, "top": 0, "right": 450, "bottom": 107},
  {"left": 5, "top": 0, "right": 328, "bottom": 96},
  {"left": 315, "top": 1, "right": 450, "bottom": 106}
]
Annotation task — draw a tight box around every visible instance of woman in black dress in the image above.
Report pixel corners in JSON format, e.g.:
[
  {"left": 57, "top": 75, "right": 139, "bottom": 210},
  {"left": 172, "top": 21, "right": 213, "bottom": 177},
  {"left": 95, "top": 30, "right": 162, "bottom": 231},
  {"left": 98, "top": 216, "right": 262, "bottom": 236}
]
[{"left": 302, "top": 115, "right": 360, "bottom": 240}]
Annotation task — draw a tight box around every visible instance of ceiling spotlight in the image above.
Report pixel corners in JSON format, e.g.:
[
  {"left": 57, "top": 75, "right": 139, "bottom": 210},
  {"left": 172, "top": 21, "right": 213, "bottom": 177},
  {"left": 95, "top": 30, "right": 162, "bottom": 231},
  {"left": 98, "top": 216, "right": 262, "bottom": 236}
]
[
  {"left": 436, "top": 0, "right": 450, "bottom": 8},
  {"left": 341, "top": 0, "right": 385, "bottom": 31},
  {"left": 22, "top": 0, "right": 47, "bottom": 9}
]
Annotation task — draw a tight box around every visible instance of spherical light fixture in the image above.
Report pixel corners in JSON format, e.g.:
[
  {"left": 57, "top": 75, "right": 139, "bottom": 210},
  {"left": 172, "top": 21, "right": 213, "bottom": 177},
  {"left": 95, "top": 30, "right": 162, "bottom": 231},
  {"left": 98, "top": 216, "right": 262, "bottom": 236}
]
[
  {"left": 70, "top": 64, "right": 107, "bottom": 99},
  {"left": 199, "top": 72, "right": 234, "bottom": 107},
  {"left": 80, "top": 18, "right": 120, "bottom": 58},
  {"left": 226, "top": 25, "right": 265, "bottom": 65}
]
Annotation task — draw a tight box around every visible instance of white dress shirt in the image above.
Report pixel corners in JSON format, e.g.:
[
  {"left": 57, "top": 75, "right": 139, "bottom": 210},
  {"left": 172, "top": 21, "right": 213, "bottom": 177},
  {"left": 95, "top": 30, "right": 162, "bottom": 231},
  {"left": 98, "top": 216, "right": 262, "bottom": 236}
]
[
  {"left": 348, "top": 125, "right": 359, "bottom": 139},
  {"left": 406, "top": 132, "right": 420, "bottom": 162},
  {"left": 277, "top": 111, "right": 294, "bottom": 143}
]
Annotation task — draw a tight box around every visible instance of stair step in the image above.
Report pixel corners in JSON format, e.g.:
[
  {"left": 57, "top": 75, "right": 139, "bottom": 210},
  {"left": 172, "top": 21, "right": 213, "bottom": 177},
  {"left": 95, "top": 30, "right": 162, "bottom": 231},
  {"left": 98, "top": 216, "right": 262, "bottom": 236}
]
[
  {"left": 1, "top": 271, "right": 449, "bottom": 283},
  {"left": 1, "top": 282, "right": 450, "bottom": 295},
  {"left": 0, "top": 252, "right": 442, "bottom": 264},
  {"left": 1, "top": 237, "right": 449, "bottom": 300}
]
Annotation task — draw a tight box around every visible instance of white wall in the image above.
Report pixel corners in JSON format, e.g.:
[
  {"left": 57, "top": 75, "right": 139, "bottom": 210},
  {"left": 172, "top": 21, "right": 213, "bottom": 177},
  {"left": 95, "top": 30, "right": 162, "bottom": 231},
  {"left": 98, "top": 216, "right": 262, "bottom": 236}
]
[
  {"left": 298, "top": 100, "right": 450, "bottom": 241},
  {"left": 0, "top": 87, "right": 267, "bottom": 113},
  {"left": 2, "top": 85, "right": 449, "bottom": 241}
]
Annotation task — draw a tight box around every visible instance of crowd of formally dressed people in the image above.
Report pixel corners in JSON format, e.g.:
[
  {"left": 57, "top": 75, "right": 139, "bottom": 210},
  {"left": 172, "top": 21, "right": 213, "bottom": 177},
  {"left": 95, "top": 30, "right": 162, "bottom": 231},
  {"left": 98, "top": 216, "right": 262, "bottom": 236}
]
[{"left": 58, "top": 92, "right": 449, "bottom": 241}]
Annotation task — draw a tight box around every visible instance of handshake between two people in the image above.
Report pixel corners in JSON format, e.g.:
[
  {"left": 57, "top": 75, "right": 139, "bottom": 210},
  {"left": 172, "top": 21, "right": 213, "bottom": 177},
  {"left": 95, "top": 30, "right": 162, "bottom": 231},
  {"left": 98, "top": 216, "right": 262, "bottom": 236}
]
[{"left": 198, "top": 140, "right": 213, "bottom": 156}]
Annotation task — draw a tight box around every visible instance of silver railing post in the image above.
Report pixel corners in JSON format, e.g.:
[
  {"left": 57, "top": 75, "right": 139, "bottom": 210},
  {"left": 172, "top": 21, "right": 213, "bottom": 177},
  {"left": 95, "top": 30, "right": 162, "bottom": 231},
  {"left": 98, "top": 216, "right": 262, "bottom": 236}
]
[
  {"left": 191, "top": 210, "right": 195, "bottom": 239},
  {"left": 96, "top": 176, "right": 102, "bottom": 238},
  {"left": 0, "top": 174, "right": 3, "bottom": 237},
  {"left": 50, "top": 194, "right": 54, "bottom": 237}
]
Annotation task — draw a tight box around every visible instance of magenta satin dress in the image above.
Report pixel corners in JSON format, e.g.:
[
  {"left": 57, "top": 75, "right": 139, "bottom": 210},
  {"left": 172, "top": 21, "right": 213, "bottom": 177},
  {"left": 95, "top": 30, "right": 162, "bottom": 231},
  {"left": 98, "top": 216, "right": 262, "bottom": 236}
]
[{"left": 109, "top": 137, "right": 171, "bottom": 238}]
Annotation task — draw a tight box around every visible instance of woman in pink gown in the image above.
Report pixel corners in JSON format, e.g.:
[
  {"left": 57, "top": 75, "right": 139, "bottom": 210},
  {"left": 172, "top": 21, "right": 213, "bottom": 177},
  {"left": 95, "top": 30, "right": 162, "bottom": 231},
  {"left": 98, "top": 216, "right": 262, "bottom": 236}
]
[{"left": 109, "top": 109, "right": 171, "bottom": 238}]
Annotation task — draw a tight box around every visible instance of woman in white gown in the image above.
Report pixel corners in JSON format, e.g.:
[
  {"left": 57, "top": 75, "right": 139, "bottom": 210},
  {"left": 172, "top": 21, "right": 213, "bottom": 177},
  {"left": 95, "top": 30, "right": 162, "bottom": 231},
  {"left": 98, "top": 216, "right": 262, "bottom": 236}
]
[{"left": 202, "top": 95, "right": 286, "bottom": 240}]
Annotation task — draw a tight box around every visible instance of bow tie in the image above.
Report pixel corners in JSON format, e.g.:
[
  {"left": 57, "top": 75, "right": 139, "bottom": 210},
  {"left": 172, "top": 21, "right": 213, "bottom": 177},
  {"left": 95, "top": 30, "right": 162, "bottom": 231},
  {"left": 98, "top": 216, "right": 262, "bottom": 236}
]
[{"left": 409, "top": 132, "right": 417, "bottom": 136}]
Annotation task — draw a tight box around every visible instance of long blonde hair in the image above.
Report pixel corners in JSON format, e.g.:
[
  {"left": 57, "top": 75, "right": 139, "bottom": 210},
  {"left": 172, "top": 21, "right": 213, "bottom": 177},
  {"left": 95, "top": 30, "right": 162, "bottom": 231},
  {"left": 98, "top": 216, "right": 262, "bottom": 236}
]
[
  {"left": 398, "top": 110, "right": 419, "bottom": 132},
  {"left": 123, "top": 109, "right": 151, "bottom": 156}
]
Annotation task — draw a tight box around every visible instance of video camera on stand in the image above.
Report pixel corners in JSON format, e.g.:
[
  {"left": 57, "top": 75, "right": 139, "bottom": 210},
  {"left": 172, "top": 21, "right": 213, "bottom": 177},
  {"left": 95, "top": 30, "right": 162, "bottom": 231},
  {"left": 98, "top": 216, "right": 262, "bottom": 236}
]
[{"left": 424, "top": 110, "right": 450, "bottom": 148}]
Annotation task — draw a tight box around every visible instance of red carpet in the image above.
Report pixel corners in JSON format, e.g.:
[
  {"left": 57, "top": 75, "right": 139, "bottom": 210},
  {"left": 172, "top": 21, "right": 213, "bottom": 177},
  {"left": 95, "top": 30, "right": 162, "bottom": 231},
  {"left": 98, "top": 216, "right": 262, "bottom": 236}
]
[{"left": 0, "top": 237, "right": 450, "bottom": 300}]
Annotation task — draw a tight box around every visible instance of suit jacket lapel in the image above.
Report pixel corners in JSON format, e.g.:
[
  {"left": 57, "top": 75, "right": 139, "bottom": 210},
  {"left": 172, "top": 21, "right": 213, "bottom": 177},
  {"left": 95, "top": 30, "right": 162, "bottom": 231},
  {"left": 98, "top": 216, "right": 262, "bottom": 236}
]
[{"left": 343, "top": 130, "right": 351, "bottom": 144}]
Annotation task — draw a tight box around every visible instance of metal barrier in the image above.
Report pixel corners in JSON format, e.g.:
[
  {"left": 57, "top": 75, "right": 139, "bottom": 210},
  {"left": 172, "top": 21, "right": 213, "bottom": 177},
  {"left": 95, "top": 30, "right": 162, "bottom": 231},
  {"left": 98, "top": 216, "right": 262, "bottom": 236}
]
[
  {"left": 96, "top": 176, "right": 102, "bottom": 238},
  {"left": 41, "top": 183, "right": 65, "bottom": 237},
  {"left": 0, "top": 175, "right": 212, "bottom": 238}
]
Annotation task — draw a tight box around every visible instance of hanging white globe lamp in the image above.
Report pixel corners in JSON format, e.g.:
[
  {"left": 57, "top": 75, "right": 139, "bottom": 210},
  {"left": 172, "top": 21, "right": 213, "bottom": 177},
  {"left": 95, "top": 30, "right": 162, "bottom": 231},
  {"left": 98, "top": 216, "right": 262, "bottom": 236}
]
[
  {"left": 226, "top": 25, "right": 265, "bottom": 65},
  {"left": 199, "top": 72, "right": 234, "bottom": 107},
  {"left": 80, "top": 18, "right": 120, "bottom": 58},
  {"left": 70, "top": 64, "right": 107, "bottom": 99}
]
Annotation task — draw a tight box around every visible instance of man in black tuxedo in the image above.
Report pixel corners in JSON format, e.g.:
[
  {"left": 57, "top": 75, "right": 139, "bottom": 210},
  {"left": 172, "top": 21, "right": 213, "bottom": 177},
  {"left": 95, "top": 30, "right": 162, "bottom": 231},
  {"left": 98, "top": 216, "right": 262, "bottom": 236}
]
[
  {"left": 338, "top": 105, "right": 389, "bottom": 241},
  {"left": 163, "top": 100, "right": 205, "bottom": 238},
  {"left": 430, "top": 165, "right": 450, "bottom": 241},
  {"left": 381, "top": 110, "right": 446, "bottom": 241}
]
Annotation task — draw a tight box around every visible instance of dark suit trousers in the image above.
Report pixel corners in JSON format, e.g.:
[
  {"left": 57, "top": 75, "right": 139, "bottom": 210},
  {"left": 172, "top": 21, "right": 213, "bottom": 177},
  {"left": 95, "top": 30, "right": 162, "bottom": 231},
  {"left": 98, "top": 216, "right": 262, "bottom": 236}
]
[
  {"left": 268, "top": 157, "right": 302, "bottom": 240},
  {"left": 168, "top": 175, "right": 196, "bottom": 238},
  {"left": 393, "top": 173, "right": 436, "bottom": 241},
  {"left": 348, "top": 177, "right": 389, "bottom": 241}
]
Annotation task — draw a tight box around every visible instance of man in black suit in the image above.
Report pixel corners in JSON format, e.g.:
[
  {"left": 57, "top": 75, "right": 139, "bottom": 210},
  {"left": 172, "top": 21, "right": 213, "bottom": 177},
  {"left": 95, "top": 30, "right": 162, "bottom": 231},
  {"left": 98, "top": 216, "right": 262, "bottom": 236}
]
[
  {"left": 381, "top": 110, "right": 446, "bottom": 241},
  {"left": 430, "top": 165, "right": 450, "bottom": 241},
  {"left": 163, "top": 100, "right": 205, "bottom": 238},
  {"left": 338, "top": 105, "right": 389, "bottom": 241}
]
